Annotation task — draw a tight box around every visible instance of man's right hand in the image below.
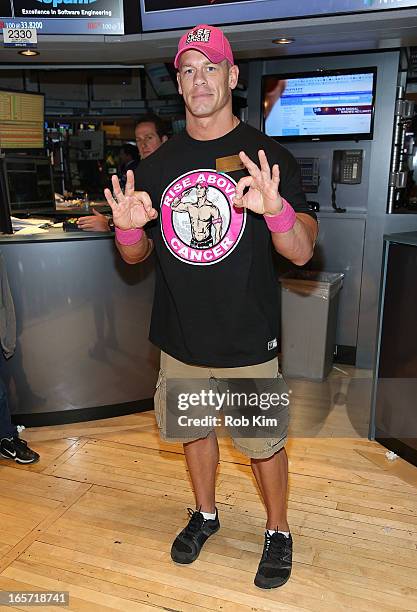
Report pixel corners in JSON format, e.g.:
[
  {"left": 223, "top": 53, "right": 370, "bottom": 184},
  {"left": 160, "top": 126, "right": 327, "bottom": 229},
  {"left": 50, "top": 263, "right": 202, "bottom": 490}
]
[
  {"left": 104, "top": 170, "right": 158, "bottom": 230},
  {"left": 77, "top": 208, "right": 110, "bottom": 232}
]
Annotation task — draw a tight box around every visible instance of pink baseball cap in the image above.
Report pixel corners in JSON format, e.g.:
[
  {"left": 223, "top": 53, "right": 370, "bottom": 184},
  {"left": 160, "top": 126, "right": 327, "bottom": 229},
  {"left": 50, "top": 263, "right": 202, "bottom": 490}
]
[{"left": 174, "top": 24, "right": 234, "bottom": 69}]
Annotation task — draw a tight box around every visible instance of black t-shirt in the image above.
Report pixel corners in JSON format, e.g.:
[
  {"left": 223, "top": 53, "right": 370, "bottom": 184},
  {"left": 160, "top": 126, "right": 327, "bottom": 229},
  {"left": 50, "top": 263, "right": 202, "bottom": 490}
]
[{"left": 135, "top": 121, "right": 316, "bottom": 367}]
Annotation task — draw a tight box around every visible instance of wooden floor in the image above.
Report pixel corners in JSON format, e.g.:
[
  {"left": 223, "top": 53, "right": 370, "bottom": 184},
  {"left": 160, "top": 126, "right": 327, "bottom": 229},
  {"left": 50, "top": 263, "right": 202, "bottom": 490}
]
[{"left": 1, "top": 372, "right": 417, "bottom": 611}]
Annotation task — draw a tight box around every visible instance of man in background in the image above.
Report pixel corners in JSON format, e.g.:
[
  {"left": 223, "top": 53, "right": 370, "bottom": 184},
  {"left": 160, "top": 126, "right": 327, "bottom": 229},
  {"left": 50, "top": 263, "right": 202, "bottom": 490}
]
[
  {"left": 0, "top": 379, "right": 39, "bottom": 464},
  {"left": 134, "top": 113, "right": 169, "bottom": 160},
  {"left": 0, "top": 254, "right": 39, "bottom": 465},
  {"left": 78, "top": 115, "right": 169, "bottom": 232}
]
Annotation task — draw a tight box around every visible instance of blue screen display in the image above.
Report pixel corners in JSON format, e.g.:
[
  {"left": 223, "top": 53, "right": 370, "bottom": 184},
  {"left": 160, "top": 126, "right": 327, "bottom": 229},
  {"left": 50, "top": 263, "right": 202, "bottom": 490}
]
[
  {"left": 263, "top": 69, "right": 376, "bottom": 140},
  {"left": 140, "top": 0, "right": 417, "bottom": 32}
]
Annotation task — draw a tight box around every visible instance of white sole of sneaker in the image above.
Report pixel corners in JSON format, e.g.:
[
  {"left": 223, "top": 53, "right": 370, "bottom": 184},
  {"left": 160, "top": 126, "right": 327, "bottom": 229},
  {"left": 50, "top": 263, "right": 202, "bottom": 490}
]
[{"left": 0, "top": 450, "right": 39, "bottom": 464}]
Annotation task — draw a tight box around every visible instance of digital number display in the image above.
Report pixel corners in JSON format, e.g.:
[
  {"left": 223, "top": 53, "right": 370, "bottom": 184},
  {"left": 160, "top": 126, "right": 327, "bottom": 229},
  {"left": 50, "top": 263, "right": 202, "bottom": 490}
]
[{"left": 5, "top": 28, "right": 36, "bottom": 39}]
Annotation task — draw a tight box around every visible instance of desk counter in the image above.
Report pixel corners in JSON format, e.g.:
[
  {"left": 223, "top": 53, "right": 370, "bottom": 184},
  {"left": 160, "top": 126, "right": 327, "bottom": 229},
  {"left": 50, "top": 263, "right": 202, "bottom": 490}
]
[{"left": 0, "top": 229, "right": 158, "bottom": 426}]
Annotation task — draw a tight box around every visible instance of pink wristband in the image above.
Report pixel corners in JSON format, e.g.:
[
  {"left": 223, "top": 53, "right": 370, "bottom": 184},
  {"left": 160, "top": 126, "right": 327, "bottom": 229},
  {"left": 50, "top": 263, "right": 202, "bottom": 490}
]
[
  {"left": 115, "top": 227, "right": 144, "bottom": 246},
  {"left": 264, "top": 198, "right": 296, "bottom": 234}
]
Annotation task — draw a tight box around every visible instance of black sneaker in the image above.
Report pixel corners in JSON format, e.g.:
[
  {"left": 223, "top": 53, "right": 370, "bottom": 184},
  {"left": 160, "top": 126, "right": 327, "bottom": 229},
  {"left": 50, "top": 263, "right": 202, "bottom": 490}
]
[
  {"left": 171, "top": 508, "right": 220, "bottom": 564},
  {"left": 0, "top": 436, "right": 40, "bottom": 464},
  {"left": 254, "top": 532, "right": 293, "bottom": 589}
]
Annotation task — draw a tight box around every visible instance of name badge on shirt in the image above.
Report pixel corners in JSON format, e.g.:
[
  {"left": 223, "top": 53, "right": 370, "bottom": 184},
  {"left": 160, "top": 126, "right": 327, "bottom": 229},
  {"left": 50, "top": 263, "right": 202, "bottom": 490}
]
[{"left": 216, "top": 154, "right": 245, "bottom": 173}]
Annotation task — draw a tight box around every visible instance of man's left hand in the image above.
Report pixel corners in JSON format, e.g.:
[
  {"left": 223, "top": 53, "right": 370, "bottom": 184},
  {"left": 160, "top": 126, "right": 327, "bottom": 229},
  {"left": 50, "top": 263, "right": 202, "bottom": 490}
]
[{"left": 234, "top": 150, "right": 283, "bottom": 216}]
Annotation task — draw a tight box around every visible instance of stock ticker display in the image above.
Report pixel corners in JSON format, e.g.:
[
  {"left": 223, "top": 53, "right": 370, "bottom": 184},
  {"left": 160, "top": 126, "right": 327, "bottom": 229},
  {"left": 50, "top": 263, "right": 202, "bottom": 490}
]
[
  {"left": 0, "top": 90, "right": 44, "bottom": 149},
  {"left": 0, "top": 0, "right": 124, "bottom": 34}
]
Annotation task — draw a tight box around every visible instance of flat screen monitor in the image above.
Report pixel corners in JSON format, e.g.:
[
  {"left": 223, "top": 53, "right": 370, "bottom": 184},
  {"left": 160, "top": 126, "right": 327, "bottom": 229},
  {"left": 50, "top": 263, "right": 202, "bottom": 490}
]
[
  {"left": 139, "top": 0, "right": 417, "bottom": 32},
  {"left": 263, "top": 68, "right": 377, "bottom": 142},
  {"left": 3, "top": 156, "right": 55, "bottom": 214},
  {"left": 0, "top": 90, "right": 45, "bottom": 150}
]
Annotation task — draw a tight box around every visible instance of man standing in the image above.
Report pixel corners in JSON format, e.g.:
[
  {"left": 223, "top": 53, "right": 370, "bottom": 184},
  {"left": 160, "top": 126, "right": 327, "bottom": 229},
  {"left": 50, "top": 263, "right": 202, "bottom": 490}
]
[
  {"left": 171, "top": 181, "right": 223, "bottom": 249},
  {"left": 104, "top": 24, "right": 317, "bottom": 589},
  {"left": 79, "top": 115, "right": 169, "bottom": 232}
]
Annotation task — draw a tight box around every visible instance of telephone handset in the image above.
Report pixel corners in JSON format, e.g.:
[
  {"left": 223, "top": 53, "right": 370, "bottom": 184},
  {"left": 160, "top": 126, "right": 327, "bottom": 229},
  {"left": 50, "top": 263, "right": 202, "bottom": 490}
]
[{"left": 332, "top": 149, "right": 363, "bottom": 185}]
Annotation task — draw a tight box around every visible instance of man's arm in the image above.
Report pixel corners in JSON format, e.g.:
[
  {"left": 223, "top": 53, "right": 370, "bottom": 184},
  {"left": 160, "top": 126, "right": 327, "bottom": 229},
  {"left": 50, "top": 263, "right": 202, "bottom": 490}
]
[
  {"left": 270, "top": 213, "right": 317, "bottom": 266},
  {"left": 172, "top": 189, "right": 194, "bottom": 211},
  {"left": 172, "top": 196, "right": 190, "bottom": 212},
  {"left": 116, "top": 234, "right": 154, "bottom": 265}
]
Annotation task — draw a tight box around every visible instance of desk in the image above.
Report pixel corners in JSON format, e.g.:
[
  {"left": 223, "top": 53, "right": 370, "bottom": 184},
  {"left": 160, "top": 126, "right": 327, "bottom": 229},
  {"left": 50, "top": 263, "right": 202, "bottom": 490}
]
[{"left": 0, "top": 228, "right": 158, "bottom": 426}]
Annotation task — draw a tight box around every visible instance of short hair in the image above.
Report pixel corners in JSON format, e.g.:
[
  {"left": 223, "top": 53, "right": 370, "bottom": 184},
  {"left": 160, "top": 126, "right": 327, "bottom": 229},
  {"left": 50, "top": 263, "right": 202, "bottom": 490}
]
[
  {"left": 135, "top": 113, "right": 170, "bottom": 139},
  {"left": 121, "top": 143, "right": 139, "bottom": 160}
]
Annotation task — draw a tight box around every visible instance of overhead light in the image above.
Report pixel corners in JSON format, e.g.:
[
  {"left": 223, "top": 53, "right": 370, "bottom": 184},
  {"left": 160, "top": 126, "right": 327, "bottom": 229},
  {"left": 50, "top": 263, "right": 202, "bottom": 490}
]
[
  {"left": 18, "top": 49, "right": 40, "bottom": 57},
  {"left": 272, "top": 37, "right": 294, "bottom": 45}
]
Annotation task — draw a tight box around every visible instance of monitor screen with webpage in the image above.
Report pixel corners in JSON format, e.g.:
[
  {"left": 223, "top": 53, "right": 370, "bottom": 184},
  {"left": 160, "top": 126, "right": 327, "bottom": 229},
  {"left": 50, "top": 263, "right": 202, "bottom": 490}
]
[{"left": 263, "top": 68, "right": 377, "bottom": 141}]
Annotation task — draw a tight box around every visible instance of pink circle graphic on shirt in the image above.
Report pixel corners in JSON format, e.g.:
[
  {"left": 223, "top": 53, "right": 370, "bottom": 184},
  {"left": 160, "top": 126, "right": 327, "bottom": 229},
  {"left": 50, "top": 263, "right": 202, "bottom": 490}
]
[{"left": 160, "top": 169, "right": 246, "bottom": 266}]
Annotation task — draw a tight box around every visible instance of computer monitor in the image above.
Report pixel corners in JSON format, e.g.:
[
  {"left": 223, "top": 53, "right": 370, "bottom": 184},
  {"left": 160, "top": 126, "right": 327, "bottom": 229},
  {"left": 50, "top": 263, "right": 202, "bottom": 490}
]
[
  {"left": 2, "top": 157, "right": 55, "bottom": 215},
  {"left": 0, "top": 90, "right": 45, "bottom": 150},
  {"left": 139, "top": 0, "right": 417, "bottom": 32},
  {"left": 263, "top": 68, "right": 377, "bottom": 142}
]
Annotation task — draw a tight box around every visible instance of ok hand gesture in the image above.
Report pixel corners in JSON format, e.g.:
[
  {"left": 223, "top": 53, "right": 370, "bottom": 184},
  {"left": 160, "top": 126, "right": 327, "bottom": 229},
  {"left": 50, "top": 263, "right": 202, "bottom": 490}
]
[
  {"left": 104, "top": 170, "right": 158, "bottom": 230},
  {"left": 233, "top": 150, "right": 283, "bottom": 216}
]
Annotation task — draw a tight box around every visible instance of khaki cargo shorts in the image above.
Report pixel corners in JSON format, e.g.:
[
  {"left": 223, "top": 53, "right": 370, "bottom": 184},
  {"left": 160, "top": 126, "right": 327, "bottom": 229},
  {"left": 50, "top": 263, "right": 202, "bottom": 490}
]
[{"left": 153, "top": 351, "right": 289, "bottom": 459}]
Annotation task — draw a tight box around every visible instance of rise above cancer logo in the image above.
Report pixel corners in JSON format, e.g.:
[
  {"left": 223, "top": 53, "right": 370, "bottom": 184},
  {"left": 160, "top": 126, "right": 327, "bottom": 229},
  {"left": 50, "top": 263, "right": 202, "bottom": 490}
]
[{"left": 161, "top": 169, "right": 246, "bottom": 266}]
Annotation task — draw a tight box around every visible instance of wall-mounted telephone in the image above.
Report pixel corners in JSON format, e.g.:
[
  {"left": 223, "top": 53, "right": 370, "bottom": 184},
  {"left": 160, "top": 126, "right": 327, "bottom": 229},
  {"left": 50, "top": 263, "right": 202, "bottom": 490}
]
[{"left": 332, "top": 149, "right": 363, "bottom": 185}]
